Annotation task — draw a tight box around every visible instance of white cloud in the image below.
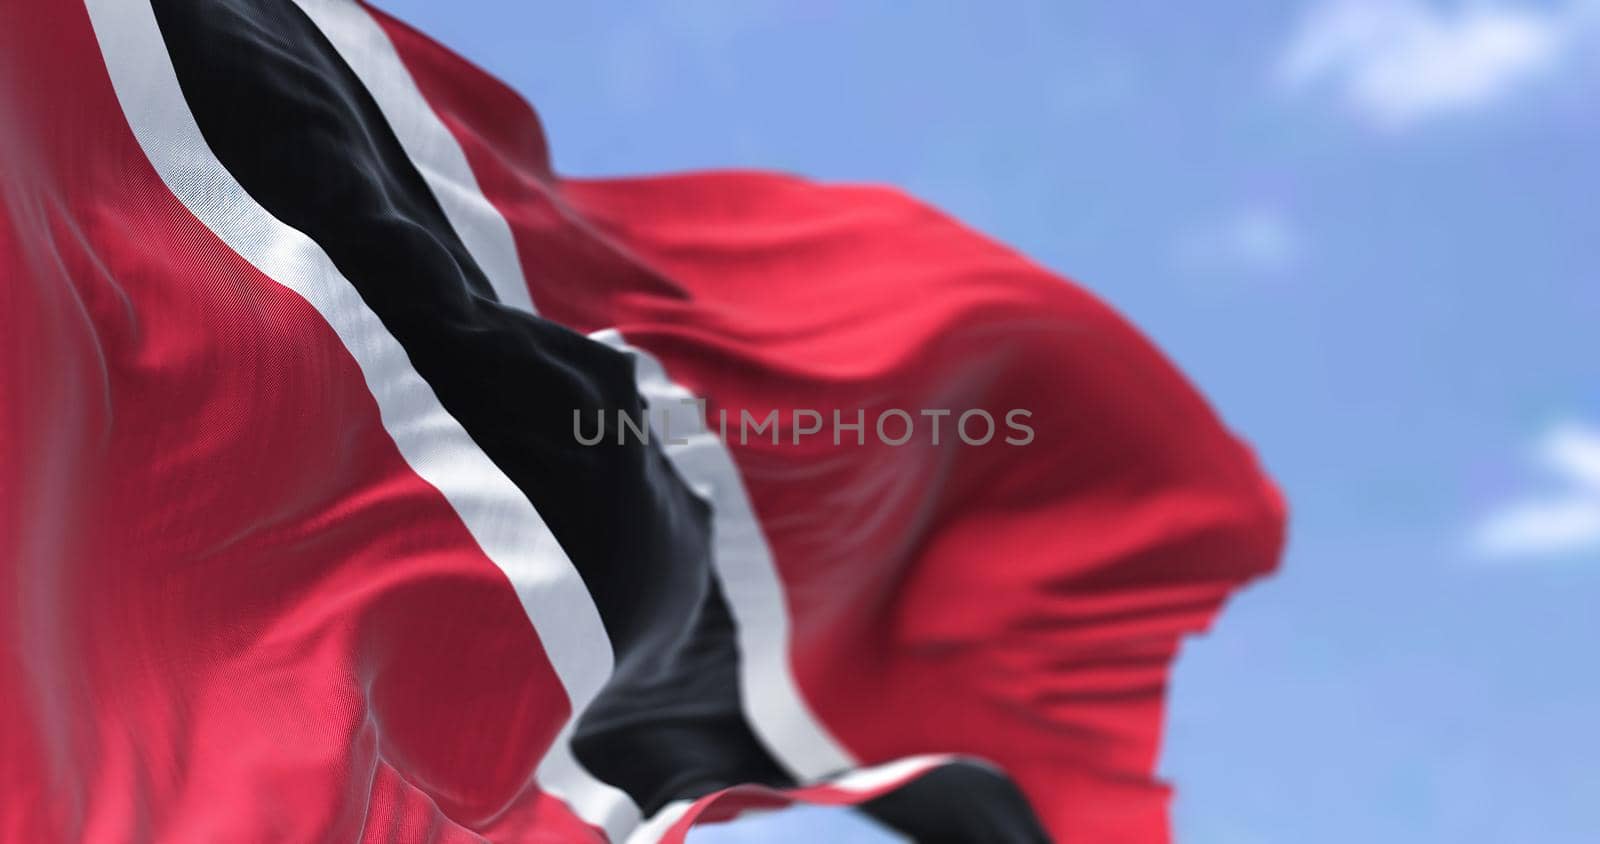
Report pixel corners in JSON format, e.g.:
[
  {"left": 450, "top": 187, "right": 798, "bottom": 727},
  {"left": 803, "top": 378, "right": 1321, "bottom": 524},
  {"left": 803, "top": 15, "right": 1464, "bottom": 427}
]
[
  {"left": 1176, "top": 207, "right": 1302, "bottom": 276},
  {"left": 1540, "top": 421, "right": 1600, "bottom": 487},
  {"left": 1472, "top": 422, "right": 1600, "bottom": 559},
  {"left": 1279, "top": 0, "right": 1598, "bottom": 128}
]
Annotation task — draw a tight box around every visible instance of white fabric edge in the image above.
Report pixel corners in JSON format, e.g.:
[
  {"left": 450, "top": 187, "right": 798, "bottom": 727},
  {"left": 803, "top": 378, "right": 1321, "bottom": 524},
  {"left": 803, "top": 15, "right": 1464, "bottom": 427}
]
[{"left": 627, "top": 754, "right": 955, "bottom": 843}]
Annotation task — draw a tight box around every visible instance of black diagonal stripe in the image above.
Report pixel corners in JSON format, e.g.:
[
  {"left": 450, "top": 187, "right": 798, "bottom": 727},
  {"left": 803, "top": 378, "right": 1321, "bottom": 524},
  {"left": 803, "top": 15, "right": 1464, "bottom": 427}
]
[
  {"left": 861, "top": 761, "right": 1052, "bottom": 843},
  {"left": 146, "top": 0, "right": 789, "bottom": 814}
]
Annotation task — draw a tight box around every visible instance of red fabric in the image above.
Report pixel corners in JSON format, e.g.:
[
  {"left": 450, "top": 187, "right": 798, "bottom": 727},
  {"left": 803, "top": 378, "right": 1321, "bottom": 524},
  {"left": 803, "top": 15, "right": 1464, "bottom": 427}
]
[
  {"left": 0, "top": 4, "right": 597, "bottom": 842},
  {"left": 376, "top": 9, "right": 1286, "bottom": 842},
  {"left": 1, "top": 2, "right": 1285, "bottom": 839}
]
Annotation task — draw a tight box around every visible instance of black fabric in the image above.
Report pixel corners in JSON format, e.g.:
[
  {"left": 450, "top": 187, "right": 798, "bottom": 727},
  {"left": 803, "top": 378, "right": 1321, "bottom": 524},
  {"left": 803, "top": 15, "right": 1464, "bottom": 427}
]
[
  {"left": 861, "top": 761, "right": 1053, "bottom": 843},
  {"left": 147, "top": 0, "right": 790, "bottom": 814}
]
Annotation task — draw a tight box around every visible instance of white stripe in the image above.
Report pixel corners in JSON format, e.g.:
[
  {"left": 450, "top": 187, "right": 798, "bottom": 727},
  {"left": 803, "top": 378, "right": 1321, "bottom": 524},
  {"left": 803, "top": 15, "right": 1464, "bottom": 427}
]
[
  {"left": 625, "top": 755, "right": 953, "bottom": 844},
  {"left": 822, "top": 753, "right": 951, "bottom": 793},
  {"left": 83, "top": 1, "right": 637, "bottom": 838},
  {"left": 625, "top": 800, "right": 693, "bottom": 844},
  {"left": 288, "top": 0, "right": 534, "bottom": 314},
  {"left": 589, "top": 331, "right": 856, "bottom": 780},
  {"left": 297, "top": 0, "right": 859, "bottom": 784}
]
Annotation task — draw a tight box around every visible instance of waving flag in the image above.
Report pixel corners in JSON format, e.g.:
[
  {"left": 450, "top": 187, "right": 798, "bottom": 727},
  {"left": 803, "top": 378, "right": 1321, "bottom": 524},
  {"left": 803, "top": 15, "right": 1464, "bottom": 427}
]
[{"left": 0, "top": 1, "right": 1285, "bottom": 842}]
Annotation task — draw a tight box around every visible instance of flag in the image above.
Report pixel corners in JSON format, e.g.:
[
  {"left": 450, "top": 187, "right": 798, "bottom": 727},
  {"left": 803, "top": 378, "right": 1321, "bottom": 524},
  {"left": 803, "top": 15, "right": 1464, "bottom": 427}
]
[{"left": 0, "top": 1, "right": 1286, "bottom": 841}]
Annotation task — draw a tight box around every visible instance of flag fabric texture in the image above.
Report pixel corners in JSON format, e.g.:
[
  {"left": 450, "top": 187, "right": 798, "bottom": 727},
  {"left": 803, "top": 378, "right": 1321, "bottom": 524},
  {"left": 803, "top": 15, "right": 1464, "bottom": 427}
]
[{"left": 0, "top": 1, "right": 1286, "bottom": 842}]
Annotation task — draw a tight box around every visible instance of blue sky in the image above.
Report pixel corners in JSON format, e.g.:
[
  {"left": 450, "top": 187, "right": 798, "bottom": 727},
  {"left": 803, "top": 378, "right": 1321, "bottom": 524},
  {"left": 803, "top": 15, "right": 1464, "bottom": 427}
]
[{"left": 374, "top": 1, "right": 1600, "bottom": 840}]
